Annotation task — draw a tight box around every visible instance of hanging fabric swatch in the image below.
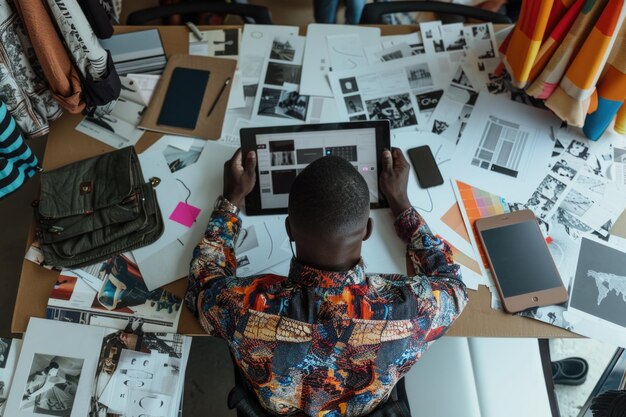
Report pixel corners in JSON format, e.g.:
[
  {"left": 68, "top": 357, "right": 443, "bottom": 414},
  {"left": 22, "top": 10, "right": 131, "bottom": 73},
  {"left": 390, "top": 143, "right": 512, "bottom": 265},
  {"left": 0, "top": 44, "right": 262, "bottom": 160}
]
[{"left": 0, "top": 1, "right": 62, "bottom": 138}]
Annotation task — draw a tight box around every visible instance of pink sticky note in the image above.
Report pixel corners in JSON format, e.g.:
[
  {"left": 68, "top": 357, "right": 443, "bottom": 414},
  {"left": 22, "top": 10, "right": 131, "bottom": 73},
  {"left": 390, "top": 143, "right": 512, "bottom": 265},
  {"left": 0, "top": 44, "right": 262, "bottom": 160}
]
[{"left": 169, "top": 202, "right": 201, "bottom": 228}]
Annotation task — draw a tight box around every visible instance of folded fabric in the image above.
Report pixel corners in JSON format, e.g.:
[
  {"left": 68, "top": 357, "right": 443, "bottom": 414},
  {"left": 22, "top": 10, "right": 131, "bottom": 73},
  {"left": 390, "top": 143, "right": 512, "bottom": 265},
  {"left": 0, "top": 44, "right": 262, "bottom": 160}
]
[
  {"left": 526, "top": 0, "right": 606, "bottom": 100},
  {"left": 501, "top": 0, "right": 554, "bottom": 88},
  {"left": 45, "top": 0, "right": 121, "bottom": 109},
  {"left": 544, "top": 0, "right": 626, "bottom": 126},
  {"left": 0, "top": 101, "right": 39, "bottom": 200},
  {"left": 13, "top": 0, "right": 85, "bottom": 114},
  {"left": 0, "top": 1, "right": 62, "bottom": 138},
  {"left": 78, "top": 0, "right": 114, "bottom": 39},
  {"left": 582, "top": 29, "right": 626, "bottom": 139}
]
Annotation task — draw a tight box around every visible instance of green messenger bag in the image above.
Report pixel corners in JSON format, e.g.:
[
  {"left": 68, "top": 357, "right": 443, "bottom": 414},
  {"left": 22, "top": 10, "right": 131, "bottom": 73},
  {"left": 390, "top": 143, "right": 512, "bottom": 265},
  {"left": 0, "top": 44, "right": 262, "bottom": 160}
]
[{"left": 34, "top": 146, "right": 163, "bottom": 268}]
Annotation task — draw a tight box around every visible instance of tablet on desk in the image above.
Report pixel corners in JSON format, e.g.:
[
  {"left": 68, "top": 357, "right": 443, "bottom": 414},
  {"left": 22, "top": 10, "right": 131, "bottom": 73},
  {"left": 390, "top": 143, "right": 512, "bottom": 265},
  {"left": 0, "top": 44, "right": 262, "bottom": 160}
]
[{"left": 240, "top": 121, "right": 390, "bottom": 215}]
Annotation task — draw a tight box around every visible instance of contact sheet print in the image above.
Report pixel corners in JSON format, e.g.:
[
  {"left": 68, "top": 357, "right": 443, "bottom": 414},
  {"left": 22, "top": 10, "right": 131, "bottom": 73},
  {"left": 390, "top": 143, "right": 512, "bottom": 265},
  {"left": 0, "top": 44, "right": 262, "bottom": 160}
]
[
  {"left": 329, "top": 55, "right": 450, "bottom": 131},
  {"left": 252, "top": 35, "right": 311, "bottom": 124}
]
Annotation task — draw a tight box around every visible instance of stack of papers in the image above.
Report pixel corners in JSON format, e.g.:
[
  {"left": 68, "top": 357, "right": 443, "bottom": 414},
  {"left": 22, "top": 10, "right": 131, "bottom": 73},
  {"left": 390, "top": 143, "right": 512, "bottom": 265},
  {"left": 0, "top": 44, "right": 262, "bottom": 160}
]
[
  {"left": 101, "top": 29, "right": 167, "bottom": 75},
  {"left": 3, "top": 319, "right": 190, "bottom": 417}
]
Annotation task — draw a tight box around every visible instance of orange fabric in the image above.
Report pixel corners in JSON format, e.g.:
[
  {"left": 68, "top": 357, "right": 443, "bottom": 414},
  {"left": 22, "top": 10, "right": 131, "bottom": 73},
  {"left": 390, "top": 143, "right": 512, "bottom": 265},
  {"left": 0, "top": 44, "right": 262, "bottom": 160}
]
[
  {"left": 567, "top": 27, "right": 614, "bottom": 90},
  {"left": 588, "top": 90, "right": 598, "bottom": 113},
  {"left": 13, "top": 0, "right": 85, "bottom": 114},
  {"left": 615, "top": 104, "right": 626, "bottom": 134}
]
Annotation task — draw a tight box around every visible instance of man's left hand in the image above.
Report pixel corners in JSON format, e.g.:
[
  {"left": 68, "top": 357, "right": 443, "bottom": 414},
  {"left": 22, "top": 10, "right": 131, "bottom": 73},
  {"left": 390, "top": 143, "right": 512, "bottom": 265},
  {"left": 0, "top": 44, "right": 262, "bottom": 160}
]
[{"left": 223, "top": 149, "right": 257, "bottom": 208}]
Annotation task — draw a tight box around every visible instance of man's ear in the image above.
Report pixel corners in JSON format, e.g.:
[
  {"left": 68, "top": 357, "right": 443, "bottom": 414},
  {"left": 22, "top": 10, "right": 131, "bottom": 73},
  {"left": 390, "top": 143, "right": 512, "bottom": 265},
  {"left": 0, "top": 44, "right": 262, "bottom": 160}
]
[
  {"left": 285, "top": 217, "right": 294, "bottom": 242},
  {"left": 363, "top": 217, "right": 373, "bottom": 241}
]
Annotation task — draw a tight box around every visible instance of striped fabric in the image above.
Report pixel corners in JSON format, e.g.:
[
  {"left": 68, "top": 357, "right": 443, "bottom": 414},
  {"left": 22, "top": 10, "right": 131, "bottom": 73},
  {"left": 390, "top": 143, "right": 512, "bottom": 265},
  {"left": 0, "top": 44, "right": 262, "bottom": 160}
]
[
  {"left": 0, "top": 102, "right": 39, "bottom": 200},
  {"left": 501, "top": 0, "right": 626, "bottom": 139}
]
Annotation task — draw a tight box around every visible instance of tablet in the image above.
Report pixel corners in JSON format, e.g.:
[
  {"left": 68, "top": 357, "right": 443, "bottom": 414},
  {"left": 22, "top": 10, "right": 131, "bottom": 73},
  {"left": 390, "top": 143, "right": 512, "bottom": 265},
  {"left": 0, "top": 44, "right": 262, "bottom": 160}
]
[
  {"left": 240, "top": 121, "right": 390, "bottom": 215},
  {"left": 476, "top": 209, "right": 568, "bottom": 313}
]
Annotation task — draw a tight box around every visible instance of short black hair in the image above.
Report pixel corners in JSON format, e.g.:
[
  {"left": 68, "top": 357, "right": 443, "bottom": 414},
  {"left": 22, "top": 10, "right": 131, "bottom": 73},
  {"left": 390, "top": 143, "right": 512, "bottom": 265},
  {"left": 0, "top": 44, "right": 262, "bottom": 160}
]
[{"left": 288, "top": 156, "right": 369, "bottom": 237}]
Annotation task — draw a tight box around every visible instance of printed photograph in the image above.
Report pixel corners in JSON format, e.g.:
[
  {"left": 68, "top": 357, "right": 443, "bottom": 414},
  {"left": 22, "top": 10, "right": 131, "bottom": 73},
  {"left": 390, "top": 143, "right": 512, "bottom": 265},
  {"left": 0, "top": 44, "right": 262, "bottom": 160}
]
[
  {"left": 432, "top": 119, "right": 449, "bottom": 135},
  {"left": 20, "top": 354, "right": 84, "bottom": 416},
  {"left": 0, "top": 338, "right": 12, "bottom": 369},
  {"left": 270, "top": 140, "right": 296, "bottom": 166},
  {"left": 451, "top": 67, "right": 473, "bottom": 88},
  {"left": 567, "top": 140, "right": 590, "bottom": 160},
  {"left": 163, "top": 144, "right": 203, "bottom": 173},
  {"left": 554, "top": 208, "right": 592, "bottom": 240},
  {"left": 365, "top": 94, "right": 417, "bottom": 129},
  {"left": 446, "top": 85, "right": 478, "bottom": 106},
  {"left": 432, "top": 39, "right": 444, "bottom": 53},
  {"left": 344, "top": 94, "right": 364, "bottom": 114},
  {"left": 380, "top": 50, "right": 404, "bottom": 61},
  {"left": 443, "top": 29, "right": 466, "bottom": 51},
  {"left": 551, "top": 159, "right": 577, "bottom": 180},
  {"left": 236, "top": 225, "right": 259, "bottom": 253},
  {"left": 560, "top": 189, "right": 594, "bottom": 217},
  {"left": 258, "top": 88, "right": 283, "bottom": 118},
  {"left": 275, "top": 90, "right": 309, "bottom": 121},
  {"left": 339, "top": 77, "right": 359, "bottom": 94},
  {"left": 416, "top": 90, "right": 443, "bottom": 112},
  {"left": 575, "top": 174, "right": 607, "bottom": 197},
  {"left": 472, "top": 25, "right": 491, "bottom": 40},
  {"left": 519, "top": 305, "right": 572, "bottom": 331},
  {"left": 536, "top": 175, "right": 567, "bottom": 202},
  {"left": 264, "top": 62, "right": 302, "bottom": 86},
  {"left": 270, "top": 38, "right": 295, "bottom": 61},
  {"left": 406, "top": 63, "right": 433, "bottom": 90},
  {"left": 349, "top": 114, "right": 367, "bottom": 121},
  {"left": 570, "top": 238, "right": 626, "bottom": 328},
  {"left": 552, "top": 139, "right": 565, "bottom": 158},
  {"left": 526, "top": 191, "right": 555, "bottom": 219},
  {"left": 50, "top": 275, "right": 78, "bottom": 302}
]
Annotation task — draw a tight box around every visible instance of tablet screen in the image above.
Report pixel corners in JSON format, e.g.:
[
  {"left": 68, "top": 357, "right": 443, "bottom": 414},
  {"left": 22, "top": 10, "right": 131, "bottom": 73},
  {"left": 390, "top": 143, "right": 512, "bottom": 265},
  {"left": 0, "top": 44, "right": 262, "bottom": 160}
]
[
  {"left": 480, "top": 220, "right": 562, "bottom": 297},
  {"left": 241, "top": 121, "right": 390, "bottom": 215}
]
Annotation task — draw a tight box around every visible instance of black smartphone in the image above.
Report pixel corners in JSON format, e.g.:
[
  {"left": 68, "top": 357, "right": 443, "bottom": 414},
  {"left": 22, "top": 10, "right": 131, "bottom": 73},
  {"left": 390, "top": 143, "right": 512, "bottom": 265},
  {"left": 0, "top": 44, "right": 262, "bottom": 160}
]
[{"left": 407, "top": 146, "right": 444, "bottom": 188}]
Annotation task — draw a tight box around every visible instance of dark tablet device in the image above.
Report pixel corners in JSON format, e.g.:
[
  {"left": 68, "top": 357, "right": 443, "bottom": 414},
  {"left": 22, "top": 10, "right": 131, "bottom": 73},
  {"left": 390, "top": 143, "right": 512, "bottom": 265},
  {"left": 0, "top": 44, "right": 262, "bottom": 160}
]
[{"left": 240, "top": 121, "right": 390, "bottom": 215}]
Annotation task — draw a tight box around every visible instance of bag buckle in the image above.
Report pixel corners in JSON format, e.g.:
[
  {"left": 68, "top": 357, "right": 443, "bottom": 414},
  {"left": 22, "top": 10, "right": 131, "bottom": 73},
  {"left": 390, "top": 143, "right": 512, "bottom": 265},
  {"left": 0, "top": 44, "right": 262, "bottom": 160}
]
[
  {"left": 149, "top": 177, "right": 161, "bottom": 187},
  {"left": 80, "top": 181, "right": 93, "bottom": 195},
  {"left": 48, "top": 225, "right": 64, "bottom": 234}
]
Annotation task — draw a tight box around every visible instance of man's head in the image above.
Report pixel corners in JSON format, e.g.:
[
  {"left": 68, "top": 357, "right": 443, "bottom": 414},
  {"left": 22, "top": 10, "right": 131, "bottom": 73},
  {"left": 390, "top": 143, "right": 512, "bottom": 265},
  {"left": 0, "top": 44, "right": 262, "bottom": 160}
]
[{"left": 286, "top": 156, "right": 372, "bottom": 270}]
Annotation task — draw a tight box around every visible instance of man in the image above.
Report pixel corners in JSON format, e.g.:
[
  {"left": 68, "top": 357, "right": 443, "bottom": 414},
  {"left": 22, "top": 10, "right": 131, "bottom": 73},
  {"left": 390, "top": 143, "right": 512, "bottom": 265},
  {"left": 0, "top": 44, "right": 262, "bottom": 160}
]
[{"left": 186, "top": 148, "right": 468, "bottom": 416}]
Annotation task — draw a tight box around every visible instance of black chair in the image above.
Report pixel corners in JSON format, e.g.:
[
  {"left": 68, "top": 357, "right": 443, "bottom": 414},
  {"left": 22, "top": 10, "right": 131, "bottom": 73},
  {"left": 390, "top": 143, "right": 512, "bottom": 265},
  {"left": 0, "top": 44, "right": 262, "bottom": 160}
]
[
  {"left": 359, "top": 1, "right": 513, "bottom": 24},
  {"left": 126, "top": 3, "right": 273, "bottom": 25}
]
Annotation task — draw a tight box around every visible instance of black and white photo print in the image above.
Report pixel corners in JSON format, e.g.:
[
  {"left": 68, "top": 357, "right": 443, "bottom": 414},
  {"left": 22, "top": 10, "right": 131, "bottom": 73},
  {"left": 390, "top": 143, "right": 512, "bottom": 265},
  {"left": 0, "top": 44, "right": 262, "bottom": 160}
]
[
  {"left": 570, "top": 238, "right": 626, "bottom": 328},
  {"left": 20, "top": 354, "right": 83, "bottom": 416}
]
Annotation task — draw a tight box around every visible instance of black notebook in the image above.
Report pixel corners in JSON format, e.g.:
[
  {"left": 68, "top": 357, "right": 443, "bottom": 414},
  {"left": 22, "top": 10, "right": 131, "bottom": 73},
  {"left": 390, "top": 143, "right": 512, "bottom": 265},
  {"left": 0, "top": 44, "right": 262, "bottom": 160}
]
[{"left": 157, "top": 67, "right": 210, "bottom": 129}]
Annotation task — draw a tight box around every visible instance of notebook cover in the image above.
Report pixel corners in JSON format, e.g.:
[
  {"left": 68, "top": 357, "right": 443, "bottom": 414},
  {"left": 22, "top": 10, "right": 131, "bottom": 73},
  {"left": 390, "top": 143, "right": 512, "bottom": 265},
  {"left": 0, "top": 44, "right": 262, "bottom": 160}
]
[
  {"left": 157, "top": 67, "right": 210, "bottom": 129},
  {"left": 139, "top": 54, "right": 237, "bottom": 140}
]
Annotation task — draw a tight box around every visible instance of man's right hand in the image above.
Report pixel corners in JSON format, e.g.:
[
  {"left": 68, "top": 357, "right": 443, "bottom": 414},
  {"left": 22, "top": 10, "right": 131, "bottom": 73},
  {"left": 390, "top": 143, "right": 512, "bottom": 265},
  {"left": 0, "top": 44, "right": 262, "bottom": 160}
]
[{"left": 379, "top": 148, "right": 411, "bottom": 217}]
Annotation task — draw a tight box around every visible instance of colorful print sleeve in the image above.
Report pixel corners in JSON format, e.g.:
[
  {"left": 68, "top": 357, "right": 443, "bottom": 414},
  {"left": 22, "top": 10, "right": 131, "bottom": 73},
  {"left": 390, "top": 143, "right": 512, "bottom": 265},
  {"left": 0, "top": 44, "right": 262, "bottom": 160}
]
[
  {"left": 185, "top": 198, "right": 242, "bottom": 336},
  {"left": 394, "top": 207, "right": 468, "bottom": 340}
]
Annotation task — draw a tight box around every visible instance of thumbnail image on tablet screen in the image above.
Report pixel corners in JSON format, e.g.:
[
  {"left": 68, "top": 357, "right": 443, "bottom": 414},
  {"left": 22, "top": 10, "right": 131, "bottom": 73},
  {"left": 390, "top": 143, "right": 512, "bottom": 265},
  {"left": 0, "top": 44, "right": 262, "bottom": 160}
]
[{"left": 241, "top": 121, "right": 390, "bottom": 215}]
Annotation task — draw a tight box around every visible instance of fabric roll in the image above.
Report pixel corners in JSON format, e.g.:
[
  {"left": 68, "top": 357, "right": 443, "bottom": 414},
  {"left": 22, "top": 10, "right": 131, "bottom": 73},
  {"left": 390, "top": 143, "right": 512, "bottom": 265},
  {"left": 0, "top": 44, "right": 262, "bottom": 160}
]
[
  {"left": 545, "top": 0, "right": 626, "bottom": 126},
  {"left": 0, "top": 1, "right": 62, "bottom": 138},
  {"left": 0, "top": 101, "right": 39, "bottom": 200},
  {"left": 615, "top": 101, "right": 626, "bottom": 135},
  {"left": 583, "top": 23, "right": 626, "bottom": 140},
  {"left": 45, "top": 0, "right": 110, "bottom": 81},
  {"left": 526, "top": 0, "right": 605, "bottom": 100},
  {"left": 13, "top": 0, "right": 85, "bottom": 114}
]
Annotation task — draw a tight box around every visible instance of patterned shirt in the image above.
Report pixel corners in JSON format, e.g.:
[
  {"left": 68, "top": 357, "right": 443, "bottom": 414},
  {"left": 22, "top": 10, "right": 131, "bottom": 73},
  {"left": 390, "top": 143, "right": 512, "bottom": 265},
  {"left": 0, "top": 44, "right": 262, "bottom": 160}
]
[{"left": 186, "top": 199, "right": 468, "bottom": 417}]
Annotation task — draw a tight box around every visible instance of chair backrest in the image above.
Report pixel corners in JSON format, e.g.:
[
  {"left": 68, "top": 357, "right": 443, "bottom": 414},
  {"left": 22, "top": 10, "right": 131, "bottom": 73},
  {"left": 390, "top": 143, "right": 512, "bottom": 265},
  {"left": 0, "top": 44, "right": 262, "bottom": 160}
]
[
  {"left": 126, "top": 3, "right": 273, "bottom": 25},
  {"left": 360, "top": 1, "right": 512, "bottom": 24}
]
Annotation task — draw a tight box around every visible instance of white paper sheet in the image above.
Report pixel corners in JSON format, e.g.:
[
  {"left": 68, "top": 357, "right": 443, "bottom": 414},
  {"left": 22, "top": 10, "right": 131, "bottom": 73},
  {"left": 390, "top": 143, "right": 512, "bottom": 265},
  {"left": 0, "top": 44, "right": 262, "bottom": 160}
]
[
  {"left": 132, "top": 140, "right": 238, "bottom": 289},
  {"left": 563, "top": 237, "right": 626, "bottom": 347},
  {"left": 127, "top": 73, "right": 160, "bottom": 106},
  {"left": 251, "top": 35, "right": 311, "bottom": 125},
  {"left": 5, "top": 319, "right": 105, "bottom": 417},
  {"left": 450, "top": 92, "right": 561, "bottom": 202},
  {"left": 235, "top": 218, "right": 291, "bottom": 276},
  {"left": 328, "top": 55, "right": 451, "bottom": 131},
  {"left": 300, "top": 24, "right": 381, "bottom": 97},
  {"left": 0, "top": 338, "right": 22, "bottom": 417},
  {"left": 240, "top": 24, "right": 298, "bottom": 88},
  {"left": 75, "top": 77, "right": 146, "bottom": 149}
]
